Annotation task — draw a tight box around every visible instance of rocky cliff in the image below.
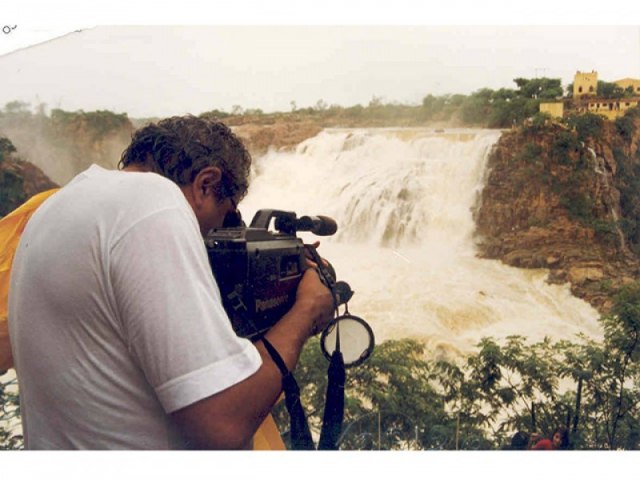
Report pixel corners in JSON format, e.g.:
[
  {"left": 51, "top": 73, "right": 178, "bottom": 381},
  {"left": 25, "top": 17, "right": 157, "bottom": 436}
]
[
  {"left": 229, "top": 120, "right": 322, "bottom": 156},
  {"left": 0, "top": 137, "right": 58, "bottom": 216},
  {"left": 0, "top": 110, "right": 134, "bottom": 186},
  {"left": 475, "top": 113, "right": 640, "bottom": 312}
]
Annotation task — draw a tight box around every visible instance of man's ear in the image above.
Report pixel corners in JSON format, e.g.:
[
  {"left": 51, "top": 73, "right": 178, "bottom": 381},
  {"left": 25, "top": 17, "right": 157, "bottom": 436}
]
[{"left": 193, "top": 166, "right": 222, "bottom": 203}]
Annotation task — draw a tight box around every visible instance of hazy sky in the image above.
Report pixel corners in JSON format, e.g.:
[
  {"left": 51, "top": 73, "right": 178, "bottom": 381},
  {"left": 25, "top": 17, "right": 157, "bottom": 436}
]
[{"left": 2, "top": 4, "right": 640, "bottom": 118}]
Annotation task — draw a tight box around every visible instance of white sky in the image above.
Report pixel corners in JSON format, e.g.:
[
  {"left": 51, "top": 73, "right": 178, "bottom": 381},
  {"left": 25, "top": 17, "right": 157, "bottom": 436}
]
[{"left": 2, "top": 2, "right": 640, "bottom": 118}]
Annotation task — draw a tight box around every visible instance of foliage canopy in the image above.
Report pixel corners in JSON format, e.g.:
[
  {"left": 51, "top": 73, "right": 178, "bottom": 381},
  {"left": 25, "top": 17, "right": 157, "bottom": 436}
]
[{"left": 270, "top": 283, "right": 640, "bottom": 450}]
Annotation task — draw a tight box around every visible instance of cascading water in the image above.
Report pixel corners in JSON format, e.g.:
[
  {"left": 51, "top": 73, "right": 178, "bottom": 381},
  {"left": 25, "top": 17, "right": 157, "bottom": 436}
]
[{"left": 241, "top": 128, "right": 603, "bottom": 358}]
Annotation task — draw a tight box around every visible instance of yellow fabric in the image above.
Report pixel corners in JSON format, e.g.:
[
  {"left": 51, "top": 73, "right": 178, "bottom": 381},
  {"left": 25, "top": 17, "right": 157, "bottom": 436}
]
[
  {"left": 1, "top": 189, "right": 59, "bottom": 372},
  {"left": 0, "top": 188, "right": 285, "bottom": 450},
  {"left": 253, "top": 413, "right": 286, "bottom": 450}
]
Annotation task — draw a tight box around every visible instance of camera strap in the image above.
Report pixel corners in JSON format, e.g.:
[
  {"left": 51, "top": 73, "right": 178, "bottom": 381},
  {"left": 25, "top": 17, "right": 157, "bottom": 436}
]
[
  {"left": 318, "top": 347, "right": 345, "bottom": 450},
  {"left": 261, "top": 334, "right": 346, "bottom": 451},
  {"left": 261, "top": 336, "right": 315, "bottom": 450}
]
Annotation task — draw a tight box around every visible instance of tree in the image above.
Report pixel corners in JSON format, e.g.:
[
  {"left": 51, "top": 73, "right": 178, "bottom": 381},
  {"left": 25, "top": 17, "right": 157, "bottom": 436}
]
[
  {"left": 566, "top": 112, "right": 605, "bottom": 141},
  {"left": 0, "top": 136, "right": 27, "bottom": 216},
  {"left": 566, "top": 82, "right": 574, "bottom": 98},
  {"left": 274, "top": 338, "right": 455, "bottom": 450},
  {"left": 615, "top": 115, "right": 636, "bottom": 140},
  {"left": 421, "top": 94, "right": 449, "bottom": 121},
  {"left": 3, "top": 101, "right": 29, "bottom": 114},
  {"left": 597, "top": 81, "right": 625, "bottom": 99},
  {"left": 0, "top": 375, "right": 23, "bottom": 449},
  {"left": 514, "top": 78, "right": 563, "bottom": 99},
  {"left": 460, "top": 89, "right": 492, "bottom": 125},
  {"left": 315, "top": 99, "right": 328, "bottom": 111},
  {"left": 368, "top": 96, "right": 383, "bottom": 109},
  {"left": 599, "top": 284, "right": 640, "bottom": 447},
  {"left": 0, "top": 136, "right": 17, "bottom": 164}
]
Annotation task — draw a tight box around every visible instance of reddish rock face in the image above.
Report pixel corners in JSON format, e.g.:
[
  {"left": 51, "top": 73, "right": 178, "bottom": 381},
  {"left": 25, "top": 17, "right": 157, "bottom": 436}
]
[
  {"left": 1, "top": 137, "right": 58, "bottom": 216},
  {"left": 475, "top": 118, "right": 640, "bottom": 313},
  {"left": 232, "top": 121, "right": 323, "bottom": 156}
]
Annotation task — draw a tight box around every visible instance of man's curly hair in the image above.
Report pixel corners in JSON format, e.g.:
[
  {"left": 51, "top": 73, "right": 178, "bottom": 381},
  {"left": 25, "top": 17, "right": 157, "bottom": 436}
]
[{"left": 119, "top": 116, "right": 251, "bottom": 202}]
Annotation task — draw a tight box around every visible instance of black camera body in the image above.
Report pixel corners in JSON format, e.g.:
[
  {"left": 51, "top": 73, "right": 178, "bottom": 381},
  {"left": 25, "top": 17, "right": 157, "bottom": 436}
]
[{"left": 205, "top": 209, "right": 335, "bottom": 340}]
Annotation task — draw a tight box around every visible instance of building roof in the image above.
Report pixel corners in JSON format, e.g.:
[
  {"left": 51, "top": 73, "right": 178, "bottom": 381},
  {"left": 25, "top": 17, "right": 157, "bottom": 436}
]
[{"left": 614, "top": 78, "right": 640, "bottom": 83}]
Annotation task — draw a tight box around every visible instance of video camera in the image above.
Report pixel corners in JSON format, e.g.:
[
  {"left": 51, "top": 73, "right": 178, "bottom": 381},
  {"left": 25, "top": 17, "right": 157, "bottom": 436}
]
[
  {"left": 204, "top": 209, "right": 349, "bottom": 340},
  {"left": 206, "top": 208, "right": 375, "bottom": 449}
]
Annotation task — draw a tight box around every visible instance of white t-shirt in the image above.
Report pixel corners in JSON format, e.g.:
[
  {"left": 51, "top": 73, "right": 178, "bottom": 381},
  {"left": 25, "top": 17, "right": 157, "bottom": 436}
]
[{"left": 8, "top": 165, "right": 262, "bottom": 449}]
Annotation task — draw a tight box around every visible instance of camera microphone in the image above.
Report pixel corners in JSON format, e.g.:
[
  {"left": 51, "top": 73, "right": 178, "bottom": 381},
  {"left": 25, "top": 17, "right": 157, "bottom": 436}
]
[{"left": 297, "top": 215, "right": 338, "bottom": 236}]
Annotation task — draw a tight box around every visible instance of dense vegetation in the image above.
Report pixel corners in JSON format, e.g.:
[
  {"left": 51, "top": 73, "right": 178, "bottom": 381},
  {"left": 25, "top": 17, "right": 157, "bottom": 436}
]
[
  {"left": 0, "top": 74, "right": 634, "bottom": 138},
  {"left": 4, "top": 275, "right": 639, "bottom": 450},
  {"left": 199, "top": 77, "right": 565, "bottom": 129},
  {"left": 534, "top": 107, "right": 640, "bottom": 255},
  {"left": 0, "top": 136, "right": 27, "bottom": 216},
  {"left": 0, "top": 102, "right": 134, "bottom": 185},
  {"left": 0, "top": 376, "right": 20, "bottom": 449},
  {"left": 270, "top": 282, "right": 640, "bottom": 450}
]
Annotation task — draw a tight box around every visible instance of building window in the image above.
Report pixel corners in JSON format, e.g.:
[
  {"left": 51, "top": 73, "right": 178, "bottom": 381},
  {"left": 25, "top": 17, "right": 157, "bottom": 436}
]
[
  {"left": 589, "top": 86, "right": 594, "bottom": 92},
  {"left": 579, "top": 86, "right": 583, "bottom": 93}
]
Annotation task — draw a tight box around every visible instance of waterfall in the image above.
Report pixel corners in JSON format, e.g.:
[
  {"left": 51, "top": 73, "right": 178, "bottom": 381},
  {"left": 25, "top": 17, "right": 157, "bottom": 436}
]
[
  {"left": 589, "top": 147, "right": 627, "bottom": 253},
  {"left": 241, "top": 128, "right": 602, "bottom": 358}
]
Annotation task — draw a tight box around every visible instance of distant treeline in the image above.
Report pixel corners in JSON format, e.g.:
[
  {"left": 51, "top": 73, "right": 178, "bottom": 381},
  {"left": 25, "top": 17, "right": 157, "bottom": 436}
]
[
  {"left": 0, "top": 101, "right": 132, "bottom": 137},
  {"left": 3, "top": 76, "right": 638, "bottom": 131},
  {"left": 0, "top": 101, "right": 134, "bottom": 186},
  {"left": 201, "top": 77, "right": 640, "bottom": 129},
  {"left": 198, "top": 77, "right": 566, "bottom": 128}
]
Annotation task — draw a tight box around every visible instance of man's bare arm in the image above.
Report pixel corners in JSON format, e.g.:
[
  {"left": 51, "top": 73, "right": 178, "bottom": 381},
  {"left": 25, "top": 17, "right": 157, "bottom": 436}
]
[{"left": 170, "top": 268, "right": 334, "bottom": 449}]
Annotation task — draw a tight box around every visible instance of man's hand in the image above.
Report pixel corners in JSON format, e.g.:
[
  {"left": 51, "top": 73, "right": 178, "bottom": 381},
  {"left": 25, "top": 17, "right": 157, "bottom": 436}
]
[{"left": 294, "top": 268, "right": 335, "bottom": 337}]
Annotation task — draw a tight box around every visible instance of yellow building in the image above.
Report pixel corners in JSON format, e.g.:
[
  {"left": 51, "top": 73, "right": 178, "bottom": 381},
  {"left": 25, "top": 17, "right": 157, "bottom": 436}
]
[
  {"left": 540, "top": 102, "right": 564, "bottom": 118},
  {"left": 614, "top": 77, "right": 640, "bottom": 95},
  {"left": 539, "top": 71, "right": 640, "bottom": 120},
  {"left": 573, "top": 71, "right": 598, "bottom": 98},
  {"left": 585, "top": 98, "right": 640, "bottom": 120}
]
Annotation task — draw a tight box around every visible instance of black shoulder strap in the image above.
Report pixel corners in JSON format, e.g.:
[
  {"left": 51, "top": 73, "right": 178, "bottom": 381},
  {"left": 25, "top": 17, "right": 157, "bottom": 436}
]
[
  {"left": 260, "top": 310, "right": 347, "bottom": 450},
  {"left": 318, "top": 349, "right": 345, "bottom": 450},
  {"left": 261, "top": 336, "right": 315, "bottom": 450}
]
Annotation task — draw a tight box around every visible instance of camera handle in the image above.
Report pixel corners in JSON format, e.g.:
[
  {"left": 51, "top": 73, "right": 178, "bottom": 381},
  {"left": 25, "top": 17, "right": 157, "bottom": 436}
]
[{"left": 303, "top": 244, "right": 354, "bottom": 311}]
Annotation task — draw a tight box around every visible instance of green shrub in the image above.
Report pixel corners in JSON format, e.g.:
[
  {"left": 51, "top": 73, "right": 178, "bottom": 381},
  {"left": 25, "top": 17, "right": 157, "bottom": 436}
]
[
  {"left": 0, "top": 137, "right": 17, "bottom": 164},
  {"left": 0, "top": 168, "right": 26, "bottom": 217},
  {"left": 615, "top": 115, "right": 636, "bottom": 139},
  {"left": 550, "top": 131, "right": 580, "bottom": 165},
  {"left": 517, "top": 143, "right": 543, "bottom": 164},
  {"left": 560, "top": 191, "right": 593, "bottom": 222},
  {"left": 567, "top": 113, "right": 605, "bottom": 141}
]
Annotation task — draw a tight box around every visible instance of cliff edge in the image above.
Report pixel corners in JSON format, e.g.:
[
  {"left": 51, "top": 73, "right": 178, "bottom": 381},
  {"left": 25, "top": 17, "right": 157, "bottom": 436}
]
[{"left": 475, "top": 113, "right": 640, "bottom": 312}]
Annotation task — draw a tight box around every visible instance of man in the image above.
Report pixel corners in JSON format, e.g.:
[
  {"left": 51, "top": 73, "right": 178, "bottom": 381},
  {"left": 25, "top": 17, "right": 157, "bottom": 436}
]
[{"left": 8, "top": 116, "right": 334, "bottom": 449}]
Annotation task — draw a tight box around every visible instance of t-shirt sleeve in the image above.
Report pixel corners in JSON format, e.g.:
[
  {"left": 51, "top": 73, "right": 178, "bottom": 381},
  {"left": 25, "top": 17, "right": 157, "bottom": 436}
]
[
  {"left": 109, "top": 206, "right": 261, "bottom": 413},
  {"left": 532, "top": 439, "right": 553, "bottom": 450}
]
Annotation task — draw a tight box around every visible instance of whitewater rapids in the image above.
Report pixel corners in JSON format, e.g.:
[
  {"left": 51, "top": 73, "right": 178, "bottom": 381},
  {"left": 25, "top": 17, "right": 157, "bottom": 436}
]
[{"left": 240, "top": 128, "right": 602, "bottom": 358}]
